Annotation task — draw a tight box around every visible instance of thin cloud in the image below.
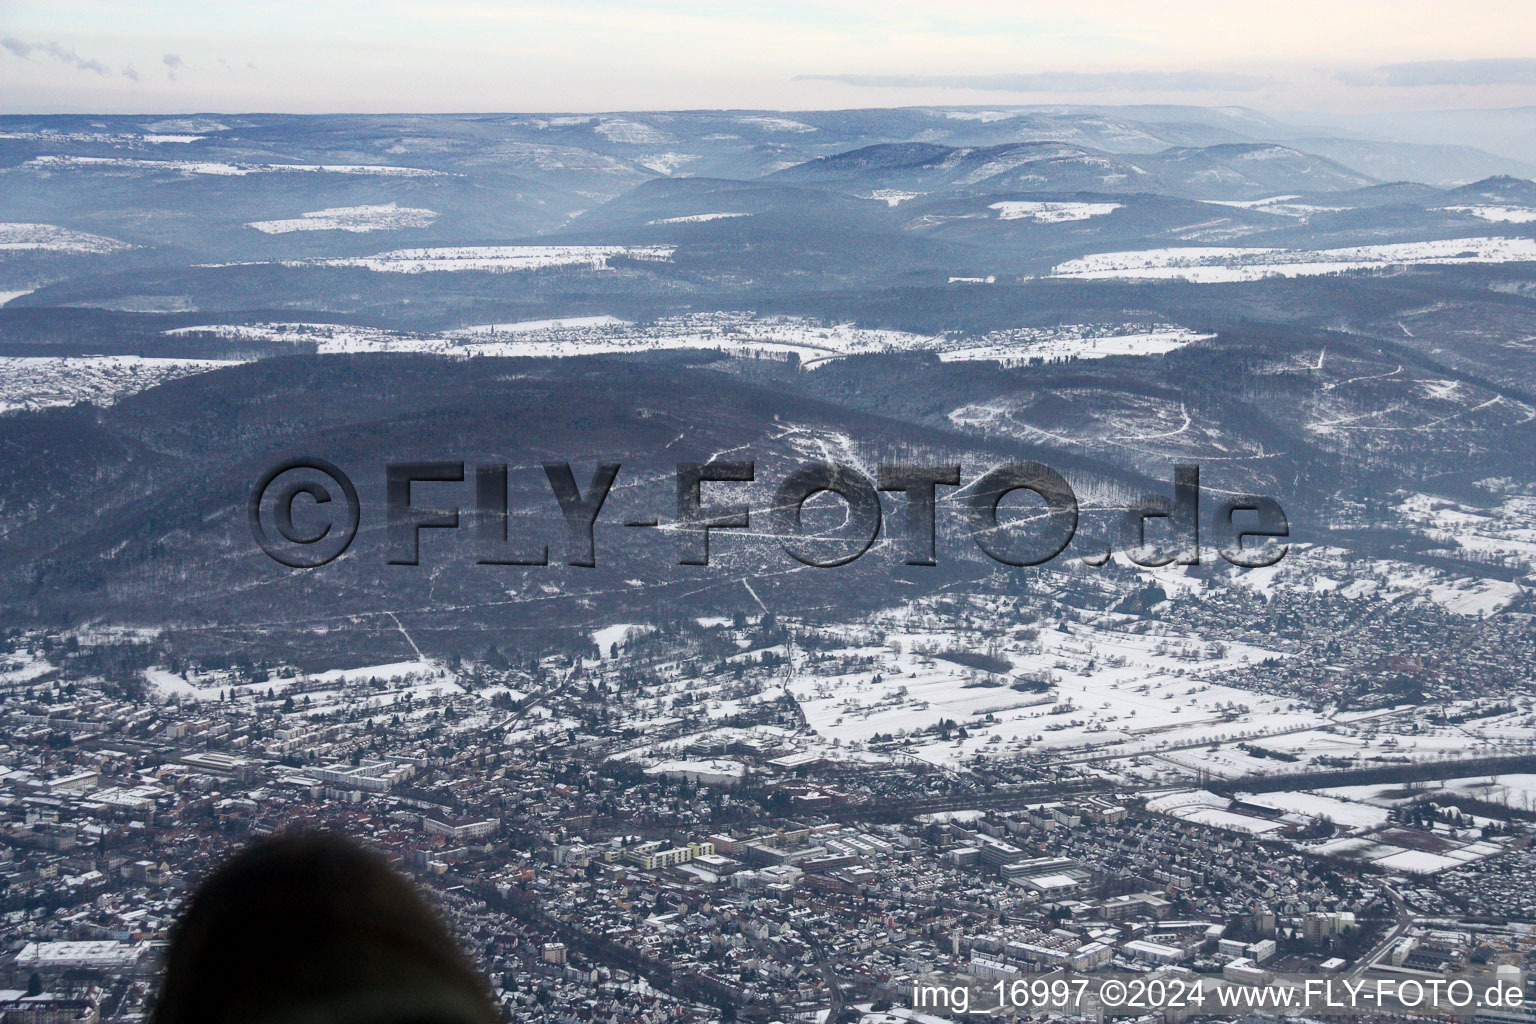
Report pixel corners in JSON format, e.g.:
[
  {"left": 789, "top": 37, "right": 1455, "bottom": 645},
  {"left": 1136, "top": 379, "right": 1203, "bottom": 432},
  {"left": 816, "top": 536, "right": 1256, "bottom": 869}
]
[
  {"left": 1341, "top": 58, "right": 1536, "bottom": 88},
  {"left": 1, "top": 35, "right": 114, "bottom": 75},
  {"left": 162, "top": 52, "right": 185, "bottom": 79},
  {"left": 799, "top": 70, "right": 1269, "bottom": 92}
]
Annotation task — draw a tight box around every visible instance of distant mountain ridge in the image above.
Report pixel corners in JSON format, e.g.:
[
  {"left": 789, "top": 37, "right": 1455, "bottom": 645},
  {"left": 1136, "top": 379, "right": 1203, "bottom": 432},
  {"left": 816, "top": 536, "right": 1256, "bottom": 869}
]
[{"left": 768, "top": 140, "right": 1376, "bottom": 199}]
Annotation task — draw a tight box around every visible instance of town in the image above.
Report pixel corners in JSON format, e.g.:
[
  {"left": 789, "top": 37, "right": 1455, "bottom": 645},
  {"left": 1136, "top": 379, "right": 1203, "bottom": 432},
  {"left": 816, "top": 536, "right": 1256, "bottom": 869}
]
[{"left": 2, "top": 564, "right": 1533, "bottom": 1023}]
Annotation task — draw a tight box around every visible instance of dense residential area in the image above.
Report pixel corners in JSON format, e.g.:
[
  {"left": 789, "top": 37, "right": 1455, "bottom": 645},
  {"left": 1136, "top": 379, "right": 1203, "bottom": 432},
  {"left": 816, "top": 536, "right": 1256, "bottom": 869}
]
[{"left": 2, "top": 570, "right": 1534, "bottom": 1021}]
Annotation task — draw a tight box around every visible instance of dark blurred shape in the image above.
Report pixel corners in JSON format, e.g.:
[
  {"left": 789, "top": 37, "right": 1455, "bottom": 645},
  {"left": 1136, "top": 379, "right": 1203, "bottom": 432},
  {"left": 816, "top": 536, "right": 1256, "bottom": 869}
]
[{"left": 150, "top": 832, "right": 501, "bottom": 1024}]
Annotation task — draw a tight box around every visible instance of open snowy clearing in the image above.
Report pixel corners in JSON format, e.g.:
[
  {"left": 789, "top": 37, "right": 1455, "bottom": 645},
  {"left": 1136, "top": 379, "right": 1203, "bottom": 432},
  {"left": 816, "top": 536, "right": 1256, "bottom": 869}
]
[
  {"left": 785, "top": 613, "right": 1303, "bottom": 770},
  {"left": 287, "top": 244, "right": 675, "bottom": 273},
  {"left": 247, "top": 204, "right": 438, "bottom": 233},
  {"left": 160, "top": 313, "right": 1214, "bottom": 370},
  {"left": 23, "top": 155, "right": 445, "bottom": 177},
  {"left": 939, "top": 327, "right": 1209, "bottom": 366},
  {"left": 1399, "top": 491, "right": 1536, "bottom": 572},
  {"left": 1442, "top": 205, "right": 1536, "bottom": 223},
  {"left": 1051, "top": 237, "right": 1536, "bottom": 282},
  {"left": 990, "top": 201, "right": 1122, "bottom": 223},
  {"left": 1314, "top": 835, "right": 1504, "bottom": 875},
  {"left": 0, "top": 355, "right": 235, "bottom": 414},
  {"left": 0, "top": 222, "right": 134, "bottom": 254},
  {"left": 647, "top": 212, "right": 750, "bottom": 224}
]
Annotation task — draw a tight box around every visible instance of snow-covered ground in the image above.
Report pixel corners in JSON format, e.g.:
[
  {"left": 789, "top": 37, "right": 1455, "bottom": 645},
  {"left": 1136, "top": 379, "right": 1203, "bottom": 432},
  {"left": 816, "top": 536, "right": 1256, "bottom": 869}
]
[
  {"left": 143, "top": 659, "right": 456, "bottom": 706},
  {"left": 0, "top": 128, "right": 208, "bottom": 145},
  {"left": 0, "top": 355, "right": 235, "bottom": 414},
  {"left": 1326, "top": 775, "right": 1536, "bottom": 815},
  {"left": 738, "top": 115, "right": 817, "bottom": 133},
  {"left": 450, "top": 315, "right": 631, "bottom": 335},
  {"left": 161, "top": 314, "right": 1219, "bottom": 376},
  {"left": 1314, "top": 834, "right": 1504, "bottom": 875},
  {"left": 1442, "top": 205, "right": 1536, "bottom": 223},
  {"left": 1143, "top": 788, "right": 1505, "bottom": 872},
  {"left": 990, "top": 201, "right": 1121, "bottom": 223},
  {"left": 784, "top": 611, "right": 1302, "bottom": 770},
  {"left": 0, "top": 222, "right": 133, "bottom": 254},
  {"left": 1398, "top": 491, "right": 1536, "bottom": 572},
  {"left": 939, "top": 327, "right": 1209, "bottom": 366},
  {"left": 1051, "top": 237, "right": 1536, "bottom": 282},
  {"left": 592, "top": 624, "right": 651, "bottom": 653},
  {"left": 291, "top": 244, "right": 675, "bottom": 274},
  {"left": 636, "top": 153, "right": 700, "bottom": 175},
  {"left": 164, "top": 312, "right": 931, "bottom": 363},
  {"left": 1236, "top": 790, "right": 1390, "bottom": 830},
  {"left": 1202, "top": 195, "right": 1301, "bottom": 209},
  {"left": 1144, "top": 790, "right": 1288, "bottom": 835},
  {"left": 247, "top": 204, "right": 438, "bottom": 233},
  {"left": 23, "top": 155, "right": 445, "bottom": 177},
  {"left": 647, "top": 212, "right": 750, "bottom": 225},
  {"left": 593, "top": 119, "right": 670, "bottom": 144}
]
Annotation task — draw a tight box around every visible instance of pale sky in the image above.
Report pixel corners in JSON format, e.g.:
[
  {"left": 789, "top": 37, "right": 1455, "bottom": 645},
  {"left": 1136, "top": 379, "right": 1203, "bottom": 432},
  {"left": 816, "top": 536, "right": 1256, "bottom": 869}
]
[{"left": 3, "top": 0, "right": 1536, "bottom": 114}]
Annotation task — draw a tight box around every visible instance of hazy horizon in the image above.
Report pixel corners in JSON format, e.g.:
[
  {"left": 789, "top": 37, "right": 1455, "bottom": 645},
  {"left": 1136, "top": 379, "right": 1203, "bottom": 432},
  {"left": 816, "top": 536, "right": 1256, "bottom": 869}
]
[{"left": 4, "top": 0, "right": 1536, "bottom": 117}]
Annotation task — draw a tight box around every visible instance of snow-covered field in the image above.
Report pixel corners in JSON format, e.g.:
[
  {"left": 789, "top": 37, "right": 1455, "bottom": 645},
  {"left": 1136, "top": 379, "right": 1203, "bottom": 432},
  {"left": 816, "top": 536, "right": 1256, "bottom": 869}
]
[
  {"left": 1143, "top": 789, "right": 1504, "bottom": 872},
  {"left": 143, "top": 660, "right": 459, "bottom": 709},
  {"left": 593, "top": 119, "right": 670, "bottom": 144},
  {"left": 247, "top": 204, "right": 438, "bottom": 233},
  {"left": 738, "top": 115, "right": 817, "bottom": 133},
  {"left": 1399, "top": 491, "right": 1536, "bottom": 572},
  {"left": 1326, "top": 775, "right": 1536, "bottom": 814},
  {"left": 163, "top": 312, "right": 1215, "bottom": 370},
  {"left": 784, "top": 610, "right": 1303, "bottom": 769},
  {"left": 1202, "top": 195, "right": 1301, "bottom": 209},
  {"left": 938, "top": 327, "right": 1209, "bottom": 366},
  {"left": 450, "top": 315, "right": 631, "bottom": 335},
  {"left": 647, "top": 212, "right": 750, "bottom": 224},
  {"left": 1314, "top": 834, "right": 1504, "bottom": 875},
  {"left": 1319, "top": 558, "right": 1521, "bottom": 617},
  {"left": 293, "top": 244, "right": 675, "bottom": 273},
  {"left": 1442, "top": 205, "right": 1536, "bottom": 223},
  {"left": 0, "top": 129, "right": 207, "bottom": 145},
  {"left": 164, "top": 312, "right": 931, "bottom": 363},
  {"left": 0, "top": 222, "right": 133, "bottom": 254},
  {"left": 1051, "top": 237, "right": 1536, "bottom": 282},
  {"left": 1144, "top": 790, "right": 1288, "bottom": 835},
  {"left": 1236, "top": 790, "right": 1390, "bottom": 830},
  {"left": 163, "top": 322, "right": 410, "bottom": 352},
  {"left": 990, "top": 201, "right": 1122, "bottom": 223},
  {"left": 23, "top": 155, "right": 445, "bottom": 177},
  {"left": 0, "top": 355, "right": 235, "bottom": 414}
]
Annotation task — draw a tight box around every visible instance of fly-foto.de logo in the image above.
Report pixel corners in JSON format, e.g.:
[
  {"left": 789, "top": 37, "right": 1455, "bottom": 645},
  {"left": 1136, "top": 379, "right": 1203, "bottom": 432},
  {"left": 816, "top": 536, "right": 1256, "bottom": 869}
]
[{"left": 249, "top": 458, "right": 1288, "bottom": 571}]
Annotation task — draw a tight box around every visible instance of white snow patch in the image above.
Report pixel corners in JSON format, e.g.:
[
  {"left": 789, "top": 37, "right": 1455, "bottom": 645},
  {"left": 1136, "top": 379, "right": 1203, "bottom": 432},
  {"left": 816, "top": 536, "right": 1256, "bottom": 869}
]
[
  {"left": 0, "top": 223, "right": 133, "bottom": 254},
  {"left": 990, "top": 201, "right": 1121, "bottom": 223},
  {"left": 25, "top": 155, "right": 444, "bottom": 178},
  {"left": 647, "top": 212, "right": 750, "bottom": 225},
  {"left": 247, "top": 204, "right": 438, "bottom": 234},
  {"left": 940, "top": 328, "right": 1209, "bottom": 366},
  {"left": 264, "top": 245, "right": 674, "bottom": 274},
  {"left": 1052, "top": 237, "right": 1536, "bottom": 282},
  {"left": 1442, "top": 205, "right": 1536, "bottom": 223},
  {"left": 0, "top": 356, "right": 235, "bottom": 414}
]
